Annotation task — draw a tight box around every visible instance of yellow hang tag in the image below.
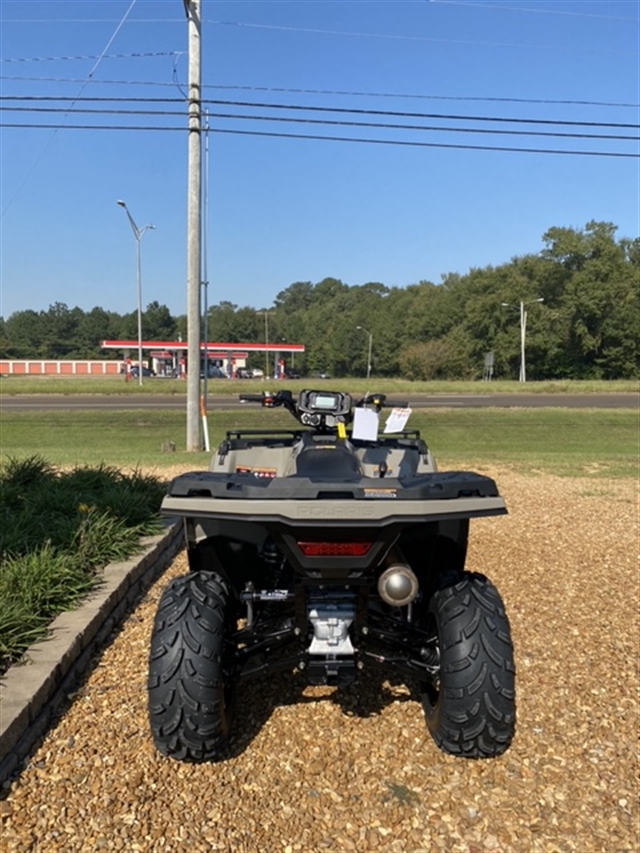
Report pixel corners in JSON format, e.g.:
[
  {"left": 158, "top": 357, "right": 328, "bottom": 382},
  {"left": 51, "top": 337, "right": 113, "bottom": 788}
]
[{"left": 337, "top": 422, "right": 347, "bottom": 439}]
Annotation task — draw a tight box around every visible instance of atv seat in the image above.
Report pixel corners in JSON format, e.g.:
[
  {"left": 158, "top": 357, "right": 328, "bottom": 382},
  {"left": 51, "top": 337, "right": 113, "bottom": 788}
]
[{"left": 294, "top": 444, "right": 363, "bottom": 479}]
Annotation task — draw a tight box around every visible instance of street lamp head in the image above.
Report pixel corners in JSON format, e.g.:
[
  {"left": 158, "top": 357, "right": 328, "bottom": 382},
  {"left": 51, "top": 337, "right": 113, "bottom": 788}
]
[{"left": 116, "top": 200, "right": 127, "bottom": 208}]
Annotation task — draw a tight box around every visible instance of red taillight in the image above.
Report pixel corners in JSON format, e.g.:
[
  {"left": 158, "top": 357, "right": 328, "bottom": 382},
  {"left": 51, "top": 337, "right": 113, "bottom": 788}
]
[{"left": 297, "top": 541, "right": 373, "bottom": 557}]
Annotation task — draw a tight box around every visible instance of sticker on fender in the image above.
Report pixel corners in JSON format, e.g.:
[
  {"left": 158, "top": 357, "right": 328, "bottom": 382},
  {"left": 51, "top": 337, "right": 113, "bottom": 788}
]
[
  {"left": 235, "top": 466, "right": 278, "bottom": 478},
  {"left": 364, "top": 488, "right": 397, "bottom": 499}
]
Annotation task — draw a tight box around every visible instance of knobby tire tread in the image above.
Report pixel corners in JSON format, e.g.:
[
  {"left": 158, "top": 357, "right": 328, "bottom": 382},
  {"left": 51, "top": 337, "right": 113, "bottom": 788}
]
[
  {"left": 424, "top": 572, "right": 516, "bottom": 758},
  {"left": 148, "top": 572, "right": 234, "bottom": 762}
]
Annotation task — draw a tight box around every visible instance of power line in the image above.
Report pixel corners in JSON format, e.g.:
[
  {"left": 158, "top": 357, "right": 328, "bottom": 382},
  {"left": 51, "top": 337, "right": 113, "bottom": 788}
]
[
  {"left": 207, "top": 18, "right": 638, "bottom": 54},
  {"left": 188, "top": 112, "right": 640, "bottom": 143},
  {"left": 204, "top": 127, "right": 640, "bottom": 159},
  {"left": 3, "top": 105, "right": 637, "bottom": 143},
  {"left": 2, "top": 121, "right": 637, "bottom": 159},
  {"left": 429, "top": 0, "right": 639, "bottom": 21},
  {"left": 208, "top": 84, "right": 640, "bottom": 110},
  {"left": 3, "top": 96, "right": 638, "bottom": 130},
  {"left": 0, "top": 0, "right": 140, "bottom": 219},
  {"left": 0, "top": 51, "right": 184, "bottom": 64},
  {"left": 4, "top": 4, "right": 637, "bottom": 23},
  {"left": 0, "top": 24, "right": 635, "bottom": 59},
  {"left": 0, "top": 19, "right": 184, "bottom": 24},
  {"left": 205, "top": 99, "right": 640, "bottom": 130},
  {"left": 2, "top": 77, "right": 638, "bottom": 109},
  {"left": 2, "top": 96, "right": 184, "bottom": 104}
]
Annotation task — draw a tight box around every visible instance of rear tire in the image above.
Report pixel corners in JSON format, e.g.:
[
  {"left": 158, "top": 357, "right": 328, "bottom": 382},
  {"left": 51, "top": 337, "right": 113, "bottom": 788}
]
[
  {"left": 421, "top": 573, "right": 516, "bottom": 758},
  {"left": 148, "top": 572, "right": 236, "bottom": 762}
]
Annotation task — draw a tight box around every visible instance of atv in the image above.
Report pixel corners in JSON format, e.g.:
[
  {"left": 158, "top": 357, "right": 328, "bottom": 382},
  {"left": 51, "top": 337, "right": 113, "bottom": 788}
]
[{"left": 148, "top": 389, "right": 515, "bottom": 761}]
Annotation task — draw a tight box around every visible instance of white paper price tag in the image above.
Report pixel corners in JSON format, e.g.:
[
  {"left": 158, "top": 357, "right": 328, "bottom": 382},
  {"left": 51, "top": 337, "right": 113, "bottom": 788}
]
[
  {"left": 352, "top": 407, "right": 380, "bottom": 441},
  {"left": 384, "top": 408, "right": 412, "bottom": 434}
]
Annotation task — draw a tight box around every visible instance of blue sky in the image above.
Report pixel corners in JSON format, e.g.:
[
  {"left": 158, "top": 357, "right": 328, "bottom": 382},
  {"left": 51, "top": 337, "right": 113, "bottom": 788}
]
[{"left": 1, "top": 0, "right": 638, "bottom": 320}]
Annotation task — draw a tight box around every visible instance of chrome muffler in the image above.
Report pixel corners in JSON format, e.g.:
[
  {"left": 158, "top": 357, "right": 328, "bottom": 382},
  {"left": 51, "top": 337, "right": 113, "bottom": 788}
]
[{"left": 377, "top": 555, "right": 419, "bottom": 608}]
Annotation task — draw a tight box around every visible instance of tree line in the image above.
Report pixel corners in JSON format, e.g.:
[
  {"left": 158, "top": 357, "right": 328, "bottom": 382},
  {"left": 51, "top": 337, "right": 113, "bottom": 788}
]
[{"left": 1, "top": 221, "right": 638, "bottom": 380}]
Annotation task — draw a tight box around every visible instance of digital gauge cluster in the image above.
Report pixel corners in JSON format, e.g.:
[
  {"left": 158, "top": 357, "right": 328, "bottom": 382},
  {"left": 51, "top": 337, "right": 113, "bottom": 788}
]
[{"left": 297, "top": 390, "right": 352, "bottom": 426}]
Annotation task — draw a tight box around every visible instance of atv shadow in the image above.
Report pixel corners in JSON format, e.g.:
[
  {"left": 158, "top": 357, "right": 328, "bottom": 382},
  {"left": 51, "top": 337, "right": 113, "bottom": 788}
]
[{"left": 227, "top": 666, "right": 424, "bottom": 760}]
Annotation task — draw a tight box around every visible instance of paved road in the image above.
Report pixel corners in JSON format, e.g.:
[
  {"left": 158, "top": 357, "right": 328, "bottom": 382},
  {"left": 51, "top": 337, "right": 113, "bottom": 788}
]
[{"left": 1, "top": 393, "right": 637, "bottom": 411}]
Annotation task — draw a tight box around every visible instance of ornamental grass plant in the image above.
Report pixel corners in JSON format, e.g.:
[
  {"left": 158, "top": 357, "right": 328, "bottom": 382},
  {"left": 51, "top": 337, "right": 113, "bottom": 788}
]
[{"left": 0, "top": 456, "right": 165, "bottom": 672}]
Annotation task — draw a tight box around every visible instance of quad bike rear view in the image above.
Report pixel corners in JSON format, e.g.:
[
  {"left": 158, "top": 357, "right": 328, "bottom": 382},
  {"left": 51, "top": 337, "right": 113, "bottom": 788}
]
[{"left": 148, "top": 390, "right": 516, "bottom": 761}]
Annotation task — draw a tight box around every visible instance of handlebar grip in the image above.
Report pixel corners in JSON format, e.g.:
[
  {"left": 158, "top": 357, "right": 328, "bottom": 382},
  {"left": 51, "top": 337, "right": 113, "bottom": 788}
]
[{"left": 239, "top": 394, "right": 265, "bottom": 403}]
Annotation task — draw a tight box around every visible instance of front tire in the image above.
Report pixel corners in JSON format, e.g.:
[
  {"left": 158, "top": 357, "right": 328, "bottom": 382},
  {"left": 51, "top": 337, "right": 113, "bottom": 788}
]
[
  {"left": 421, "top": 573, "right": 516, "bottom": 758},
  {"left": 148, "top": 572, "right": 236, "bottom": 762}
]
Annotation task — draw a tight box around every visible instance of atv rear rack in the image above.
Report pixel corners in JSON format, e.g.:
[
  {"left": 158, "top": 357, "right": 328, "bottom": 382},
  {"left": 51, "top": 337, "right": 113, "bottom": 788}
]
[{"left": 162, "top": 470, "right": 507, "bottom": 526}]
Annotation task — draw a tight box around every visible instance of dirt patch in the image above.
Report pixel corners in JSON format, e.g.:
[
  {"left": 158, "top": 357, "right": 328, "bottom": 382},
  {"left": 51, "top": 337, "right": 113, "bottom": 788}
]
[{"left": 1, "top": 471, "right": 638, "bottom": 853}]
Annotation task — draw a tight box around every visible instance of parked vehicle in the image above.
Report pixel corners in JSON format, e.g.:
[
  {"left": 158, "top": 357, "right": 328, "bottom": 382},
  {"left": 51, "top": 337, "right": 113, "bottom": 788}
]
[
  {"left": 130, "top": 366, "right": 156, "bottom": 378},
  {"left": 148, "top": 389, "right": 515, "bottom": 763},
  {"left": 201, "top": 366, "right": 228, "bottom": 379}
]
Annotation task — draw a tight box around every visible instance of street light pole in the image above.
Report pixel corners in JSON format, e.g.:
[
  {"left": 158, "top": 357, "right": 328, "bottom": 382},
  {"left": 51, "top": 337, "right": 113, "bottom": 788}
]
[
  {"left": 356, "top": 325, "right": 373, "bottom": 380},
  {"left": 117, "top": 200, "right": 155, "bottom": 387},
  {"left": 501, "top": 298, "right": 544, "bottom": 382},
  {"left": 519, "top": 301, "right": 526, "bottom": 383}
]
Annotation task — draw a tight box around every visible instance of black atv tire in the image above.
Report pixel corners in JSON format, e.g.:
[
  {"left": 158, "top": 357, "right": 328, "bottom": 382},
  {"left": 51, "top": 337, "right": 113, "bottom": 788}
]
[
  {"left": 421, "top": 572, "right": 516, "bottom": 758},
  {"left": 148, "top": 571, "right": 236, "bottom": 762}
]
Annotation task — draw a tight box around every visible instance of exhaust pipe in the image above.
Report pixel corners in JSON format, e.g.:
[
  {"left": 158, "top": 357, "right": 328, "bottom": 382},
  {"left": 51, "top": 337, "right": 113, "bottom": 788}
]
[{"left": 377, "top": 563, "right": 419, "bottom": 608}]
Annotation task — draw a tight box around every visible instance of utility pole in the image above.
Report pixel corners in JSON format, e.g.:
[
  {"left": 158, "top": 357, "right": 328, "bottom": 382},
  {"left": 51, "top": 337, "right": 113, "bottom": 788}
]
[
  {"left": 186, "top": 0, "right": 202, "bottom": 450},
  {"left": 356, "top": 325, "right": 373, "bottom": 381},
  {"left": 260, "top": 311, "right": 274, "bottom": 378}
]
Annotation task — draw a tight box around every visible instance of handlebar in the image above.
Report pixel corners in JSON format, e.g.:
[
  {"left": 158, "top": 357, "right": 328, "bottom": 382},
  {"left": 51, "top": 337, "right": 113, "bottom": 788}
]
[
  {"left": 240, "top": 390, "right": 294, "bottom": 407},
  {"left": 237, "top": 389, "right": 412, "bottom": 435},
  {"left": 358, "top": 393, "right": 409, "bottom": 409},
  {"left": 239, "top": 389, "right": 408, "bottom": 417}
]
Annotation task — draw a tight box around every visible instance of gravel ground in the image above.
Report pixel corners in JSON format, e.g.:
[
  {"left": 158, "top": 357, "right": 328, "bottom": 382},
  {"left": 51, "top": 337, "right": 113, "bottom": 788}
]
[{"left": 1, "top": 469, "right": 638, "bottom": 853}]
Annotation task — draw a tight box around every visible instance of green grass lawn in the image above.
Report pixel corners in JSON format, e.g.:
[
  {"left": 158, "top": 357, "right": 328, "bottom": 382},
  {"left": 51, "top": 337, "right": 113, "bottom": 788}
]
[
  {"left": 0, "top": 404, "right": 636, "bottom": 668},
  {"left": 1, "top": 375, "right": 638, "bottom": 396},
  {"left": 1, "top": 407, "right": 638, "bottom": 478}
]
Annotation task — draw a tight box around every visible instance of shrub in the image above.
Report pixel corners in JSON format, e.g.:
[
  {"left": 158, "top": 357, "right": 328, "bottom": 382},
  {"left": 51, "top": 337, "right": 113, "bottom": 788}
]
[{"left": 0, "top": 456, "right": 165, "bottom": 672}]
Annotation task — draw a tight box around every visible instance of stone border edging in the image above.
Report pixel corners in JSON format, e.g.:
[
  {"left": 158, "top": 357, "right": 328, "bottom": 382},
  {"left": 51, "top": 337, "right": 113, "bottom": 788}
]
[{"left": 0, "top": 520, "right": 184, "bottom": 786}]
